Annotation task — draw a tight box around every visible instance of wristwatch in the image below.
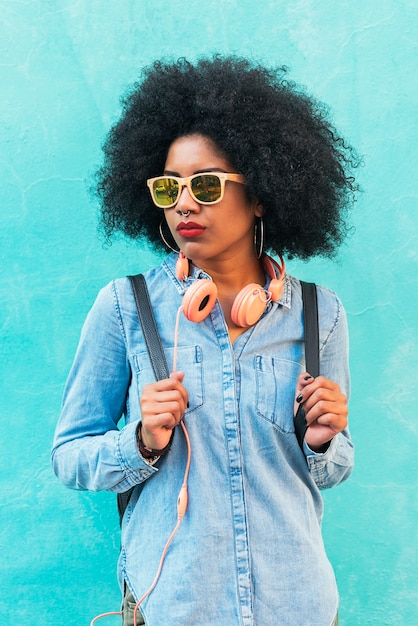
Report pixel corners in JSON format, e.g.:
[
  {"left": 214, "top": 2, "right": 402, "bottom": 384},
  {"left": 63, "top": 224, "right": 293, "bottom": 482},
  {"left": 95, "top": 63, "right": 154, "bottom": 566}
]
[{"left": 136, "top": 423, "right": 173, "bottom": 462}]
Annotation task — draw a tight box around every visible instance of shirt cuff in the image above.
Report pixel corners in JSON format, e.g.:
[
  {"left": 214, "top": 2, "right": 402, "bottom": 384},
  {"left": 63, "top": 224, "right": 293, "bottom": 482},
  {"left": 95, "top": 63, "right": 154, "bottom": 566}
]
[
  {"left": 303, "top": 437, "right": 336, "bottom": 457},
  {"left": 117, "top": 420, "right": 159, "bottom": 486}
]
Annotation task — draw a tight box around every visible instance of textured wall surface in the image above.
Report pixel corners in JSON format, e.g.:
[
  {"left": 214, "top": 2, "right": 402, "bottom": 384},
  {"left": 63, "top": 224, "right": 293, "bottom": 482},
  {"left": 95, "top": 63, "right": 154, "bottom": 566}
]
[{"left": 1, "top": 1, "right": 417, "bottom": 624}]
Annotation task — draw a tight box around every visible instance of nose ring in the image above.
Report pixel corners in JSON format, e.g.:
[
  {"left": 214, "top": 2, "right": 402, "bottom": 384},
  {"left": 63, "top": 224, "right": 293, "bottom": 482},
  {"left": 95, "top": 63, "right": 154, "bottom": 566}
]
[{"left": 180, "top": 210, "right": 191, "bottom": 218}]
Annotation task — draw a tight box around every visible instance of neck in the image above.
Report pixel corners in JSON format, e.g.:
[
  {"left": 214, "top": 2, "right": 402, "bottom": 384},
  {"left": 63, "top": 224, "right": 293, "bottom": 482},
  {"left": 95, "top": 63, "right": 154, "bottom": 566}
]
[
  {"left": 190, "top": 252, "right": 266, "bottom": 342},
  {"left": 196, "top": 253, "right": 266, "bottom": 295}
]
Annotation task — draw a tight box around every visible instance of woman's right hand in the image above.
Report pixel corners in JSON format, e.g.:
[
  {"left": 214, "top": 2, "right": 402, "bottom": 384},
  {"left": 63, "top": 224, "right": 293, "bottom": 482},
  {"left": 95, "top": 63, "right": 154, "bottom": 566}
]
[{"left": 139, "top": 371, "right": 188, "bottom": 451}]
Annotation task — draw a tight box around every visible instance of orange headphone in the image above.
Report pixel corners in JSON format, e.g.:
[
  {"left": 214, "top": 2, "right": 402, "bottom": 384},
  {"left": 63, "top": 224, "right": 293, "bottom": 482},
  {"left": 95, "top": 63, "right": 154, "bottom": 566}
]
[{"left": 176, "top": 252, "right": 286, "bottom": 327}]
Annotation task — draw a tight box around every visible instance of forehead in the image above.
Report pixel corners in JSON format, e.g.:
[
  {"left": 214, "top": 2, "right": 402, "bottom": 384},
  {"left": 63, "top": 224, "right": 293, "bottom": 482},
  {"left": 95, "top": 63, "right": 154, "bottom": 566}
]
[{"left": 164, "top": 134, "right": 233, "bottom": 172}]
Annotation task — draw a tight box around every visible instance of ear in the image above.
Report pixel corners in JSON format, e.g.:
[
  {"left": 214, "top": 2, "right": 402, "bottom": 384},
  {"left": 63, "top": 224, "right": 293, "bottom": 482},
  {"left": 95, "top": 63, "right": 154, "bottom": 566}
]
[{"left": 254, "top": 201, "right": 264, "bottom": 218}]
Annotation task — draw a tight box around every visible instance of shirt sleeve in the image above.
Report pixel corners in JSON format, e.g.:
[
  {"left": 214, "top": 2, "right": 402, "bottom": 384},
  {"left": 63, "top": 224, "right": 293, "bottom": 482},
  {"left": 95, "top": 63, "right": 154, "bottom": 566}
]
[
  {"left": 304, "top": 289, "right": 354, "bottom": 489},
  {"left": 304, "top": 431, "right": 354, "bottom": 489},
  {"left": 51, "top": 282, "right": 158, "bottom": 492}
]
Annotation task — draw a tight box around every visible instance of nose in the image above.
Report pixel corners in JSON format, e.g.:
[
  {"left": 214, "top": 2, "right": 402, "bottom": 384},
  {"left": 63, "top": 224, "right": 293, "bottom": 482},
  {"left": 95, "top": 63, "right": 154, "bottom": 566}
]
[{"left": 175, "top": 185, "right": 200, "bottom": 214}]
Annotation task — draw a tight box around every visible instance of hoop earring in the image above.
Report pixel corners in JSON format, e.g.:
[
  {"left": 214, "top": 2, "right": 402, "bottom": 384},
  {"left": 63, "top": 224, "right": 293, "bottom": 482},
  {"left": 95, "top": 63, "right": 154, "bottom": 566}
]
[
  {"left": 254, "top": 217, "right": 264, "bottom": 259},
  {"left": 159, "top": 219, "right": 180, "bottom": 253}
]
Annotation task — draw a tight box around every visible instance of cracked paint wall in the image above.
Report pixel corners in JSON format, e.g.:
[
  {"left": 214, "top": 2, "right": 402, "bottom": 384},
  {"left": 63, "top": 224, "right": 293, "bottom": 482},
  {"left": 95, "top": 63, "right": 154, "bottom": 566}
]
[{"left": 1, "top": 1, "right": 417, "bottom": 624}]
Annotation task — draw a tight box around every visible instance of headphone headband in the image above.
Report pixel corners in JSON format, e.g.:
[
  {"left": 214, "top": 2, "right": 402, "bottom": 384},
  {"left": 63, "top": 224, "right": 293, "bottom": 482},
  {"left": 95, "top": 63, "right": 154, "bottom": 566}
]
[{"left": 177, "top": 253, "right": 286, "bottom": 328}]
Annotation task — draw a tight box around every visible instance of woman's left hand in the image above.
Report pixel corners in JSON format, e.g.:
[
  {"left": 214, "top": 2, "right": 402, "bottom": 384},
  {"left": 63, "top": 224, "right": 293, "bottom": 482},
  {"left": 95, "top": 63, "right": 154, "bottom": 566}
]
[{"left": 294, "top": 373, "right": 348, "bottom": 452}]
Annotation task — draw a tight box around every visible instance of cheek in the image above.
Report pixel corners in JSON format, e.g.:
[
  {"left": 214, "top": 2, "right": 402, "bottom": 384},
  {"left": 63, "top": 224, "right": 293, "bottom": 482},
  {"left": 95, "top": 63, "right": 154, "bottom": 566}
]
[
  {"left": 222, "top": 204, "right": 257, "bottom": 232},
  {"left": 163, "top": 213, "right": 180, "bottom": 245},
  {"left": 164, "top": 212, "right": 176, "bottom": 233}
]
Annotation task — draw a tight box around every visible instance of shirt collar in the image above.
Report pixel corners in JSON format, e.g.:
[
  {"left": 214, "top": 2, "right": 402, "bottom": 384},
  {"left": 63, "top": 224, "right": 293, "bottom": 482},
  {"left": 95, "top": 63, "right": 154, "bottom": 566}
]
[
  {"left": 276, "top": 273, "right": 292, "bottom": 310},
  {"left": 162, "top": 253, "right": 292, "bottom": 309}
]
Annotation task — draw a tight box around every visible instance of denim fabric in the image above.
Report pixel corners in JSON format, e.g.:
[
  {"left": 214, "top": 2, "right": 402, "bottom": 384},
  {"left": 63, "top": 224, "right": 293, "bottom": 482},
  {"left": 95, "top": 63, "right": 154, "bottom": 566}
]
[
  {"left": 120, "top": 585, "right": 340, "bottom": 626},
  {"left": 52, "top": 253, "right": 353, "bottom": 626}
]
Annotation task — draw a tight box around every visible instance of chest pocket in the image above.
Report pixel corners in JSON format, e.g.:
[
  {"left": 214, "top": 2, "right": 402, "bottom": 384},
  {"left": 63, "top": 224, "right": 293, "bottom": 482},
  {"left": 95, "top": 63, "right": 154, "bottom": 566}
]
[
  {"left": 133, "top": 345, "right": 204, "bottom": 413},
  {"left": 255, "top": 355, "right": 302, "bottom": 433}
]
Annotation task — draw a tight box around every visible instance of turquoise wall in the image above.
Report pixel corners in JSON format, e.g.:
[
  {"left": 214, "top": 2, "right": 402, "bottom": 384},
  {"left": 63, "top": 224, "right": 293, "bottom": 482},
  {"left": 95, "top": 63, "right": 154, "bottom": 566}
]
[{"left": 1, "top": 1, "right": 417, "bottom": 624}]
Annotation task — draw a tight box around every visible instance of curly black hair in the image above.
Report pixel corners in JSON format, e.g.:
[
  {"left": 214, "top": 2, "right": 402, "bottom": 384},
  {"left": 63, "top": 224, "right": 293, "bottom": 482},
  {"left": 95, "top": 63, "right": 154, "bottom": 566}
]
[{"left": 96, "top": 55, "right": 360, "bottom": 259}]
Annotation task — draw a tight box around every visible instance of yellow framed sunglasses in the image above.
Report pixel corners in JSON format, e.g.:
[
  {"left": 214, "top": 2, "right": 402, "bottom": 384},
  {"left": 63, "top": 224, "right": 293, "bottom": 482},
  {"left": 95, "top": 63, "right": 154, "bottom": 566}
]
[{"left": 147, "top": 172, "right": 246, "bottom": 208}]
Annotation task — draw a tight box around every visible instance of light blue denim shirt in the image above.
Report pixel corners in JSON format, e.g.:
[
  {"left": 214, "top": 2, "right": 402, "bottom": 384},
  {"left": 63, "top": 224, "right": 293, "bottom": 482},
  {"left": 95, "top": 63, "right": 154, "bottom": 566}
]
[{"left": 52, "top": 253, "right": 353, "bottom": 626}]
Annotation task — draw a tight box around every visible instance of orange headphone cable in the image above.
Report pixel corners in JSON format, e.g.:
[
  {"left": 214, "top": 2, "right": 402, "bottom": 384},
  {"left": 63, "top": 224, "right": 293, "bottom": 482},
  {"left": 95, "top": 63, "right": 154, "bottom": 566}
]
[
  {"left": 90, "top": 306, "right": 191, "bottom": 625},
  {"left": 133, "top": 419, "right": 191, "bottom": 626},
  {"left": 89, "top": 419, "right": 191, "bottom": 626}
]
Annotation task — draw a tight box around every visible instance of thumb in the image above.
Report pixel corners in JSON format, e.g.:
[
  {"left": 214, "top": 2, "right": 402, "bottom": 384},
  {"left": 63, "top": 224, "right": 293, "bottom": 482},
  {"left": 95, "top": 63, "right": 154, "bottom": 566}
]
[{"left": 170, "top": 370, "right": 185, "bottom": 383}]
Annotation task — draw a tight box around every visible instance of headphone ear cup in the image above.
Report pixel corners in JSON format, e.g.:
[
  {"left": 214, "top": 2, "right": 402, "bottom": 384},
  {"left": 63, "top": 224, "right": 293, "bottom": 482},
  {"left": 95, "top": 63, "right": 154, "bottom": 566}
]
[
  {"left": 268, "top": 277, "right": 284, "bottom": 302},
  {"left": 263, "top": 254, "right": 285, "bottom": 302},
  {"left": 176, "top": 252, "right": 189, "bottom": 281},
  {"left": 231, "top": 284, "right": 267, "bottom": 328},
  {"left": 182, "top": 280, "right": 218, "bottom": 323}
]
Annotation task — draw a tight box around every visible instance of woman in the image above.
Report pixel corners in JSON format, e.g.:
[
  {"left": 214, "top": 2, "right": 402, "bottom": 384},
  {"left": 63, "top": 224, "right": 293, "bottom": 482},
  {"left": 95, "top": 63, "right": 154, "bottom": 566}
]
[{"left": 52, "top": 56, "right": 358, "bottom": 626}]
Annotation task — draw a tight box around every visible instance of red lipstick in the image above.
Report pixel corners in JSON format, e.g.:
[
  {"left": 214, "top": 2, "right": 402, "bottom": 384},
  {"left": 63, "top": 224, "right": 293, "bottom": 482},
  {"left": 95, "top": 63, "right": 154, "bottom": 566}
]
[{"left": 177, "top": 221, "right": 206, "bottom": 238}]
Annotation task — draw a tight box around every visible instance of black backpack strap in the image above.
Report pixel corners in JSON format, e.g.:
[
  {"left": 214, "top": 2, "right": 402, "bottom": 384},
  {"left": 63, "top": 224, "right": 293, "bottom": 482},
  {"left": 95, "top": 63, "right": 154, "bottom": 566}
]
[
  {"left": 294, "top": 281, "right": 320, "bottom": 450},
  {"left": 128, "top": 273, "right": 170, "bottom": 380},
  {"left": 301, "top": 281, "right": 320, "bottom": 379},
  {"left": 117, "top": 489, "right": 133, "bottom": 525},
  {"left": 117, "top": 274, "right": 170, "bottom": 525}
]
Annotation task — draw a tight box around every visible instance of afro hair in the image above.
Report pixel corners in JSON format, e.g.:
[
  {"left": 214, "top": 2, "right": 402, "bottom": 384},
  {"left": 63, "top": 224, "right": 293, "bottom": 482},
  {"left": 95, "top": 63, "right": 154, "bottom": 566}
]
[{"left": 96, "top": 55, "right": 360, "bottom": 259}]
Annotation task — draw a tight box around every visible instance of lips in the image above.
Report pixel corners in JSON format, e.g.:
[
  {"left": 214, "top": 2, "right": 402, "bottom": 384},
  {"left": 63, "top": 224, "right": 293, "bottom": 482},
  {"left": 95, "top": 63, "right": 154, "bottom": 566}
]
[{"left": 176, "top": 221, "right": 206, "bottom": 238}]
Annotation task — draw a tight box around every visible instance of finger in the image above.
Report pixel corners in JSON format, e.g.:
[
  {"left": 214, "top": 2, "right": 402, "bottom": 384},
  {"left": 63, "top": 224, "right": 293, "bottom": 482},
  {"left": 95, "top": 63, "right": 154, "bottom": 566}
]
[
  {"left": 305, "top": 401, "right": 348, "bottom": 430},
  {"left": 302, "top": 386, "right": 341, "bottom": 412},
  {"left": 141, "top": 404, "right": 183, "bottom": 433},
  {"left": 297, "top": 377, "right": 342, "bottom": 407},
  {"left": 313, "top": 410, "right": 346, "bottom": 429},
  {"left": 143, "top": 390, "right": 187, "bottom": 419},
  {"left": 143, "top": 375, "right": 188, "bottom": 407},
  {"left": 295, "top": 373, "right": 314, "bottom": 395},
  {"left": 294, "top": 374, "right": 314, "bottom": 412},
  {"left": 306, "top": 386, "right": 347, "bottom": 414},
  {"left": 147, "top": 371, "right": 185, "bottom": 388},
  {"left": 169, "top": 371, "right": 189, "bottom": 406},
  {"left": 152, "top": 404, "right": 184, "bottom": 427}
]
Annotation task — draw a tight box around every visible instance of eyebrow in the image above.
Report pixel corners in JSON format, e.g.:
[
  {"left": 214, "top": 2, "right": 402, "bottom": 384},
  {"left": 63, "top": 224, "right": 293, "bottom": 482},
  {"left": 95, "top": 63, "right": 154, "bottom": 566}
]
[{"left": 163, "top": 168, "right": 229, "bottom": 176}]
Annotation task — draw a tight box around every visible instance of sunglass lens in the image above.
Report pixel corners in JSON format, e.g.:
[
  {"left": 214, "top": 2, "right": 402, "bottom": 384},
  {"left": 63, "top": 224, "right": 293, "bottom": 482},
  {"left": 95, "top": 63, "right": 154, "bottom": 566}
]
[
  {"left": 191, "top": 174, "right": 222, "bottom": 203},
  {"left": 152, "top": 177, "right": 179, "bottom": 207}
]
